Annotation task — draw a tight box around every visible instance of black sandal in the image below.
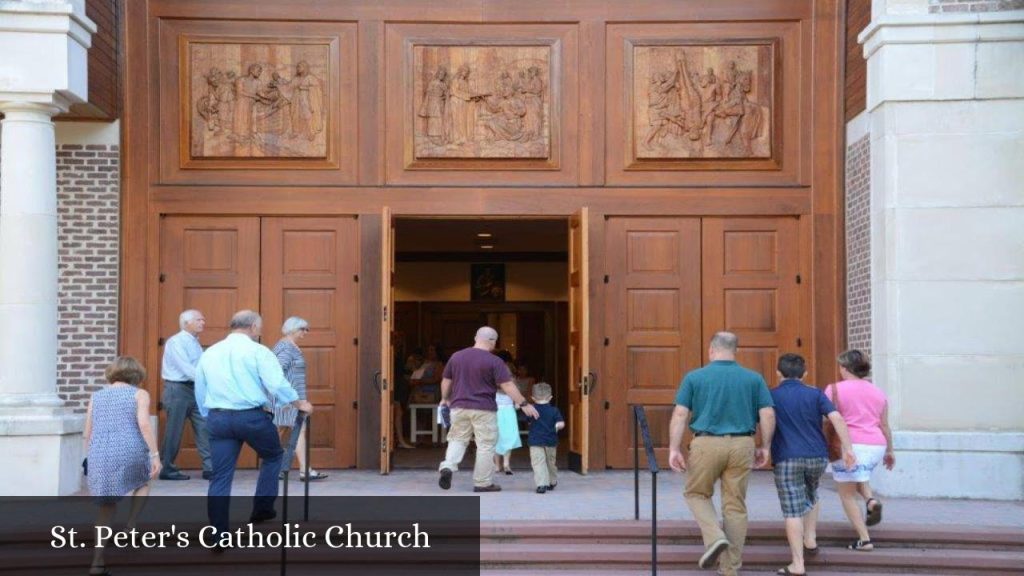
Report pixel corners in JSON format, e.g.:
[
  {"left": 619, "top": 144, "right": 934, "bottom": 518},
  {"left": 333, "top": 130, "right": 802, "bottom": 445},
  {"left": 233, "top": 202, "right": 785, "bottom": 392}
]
[
  {"left": 803, "top": 545, "right": 819, "bottom": 556},
  {"left": 777, "top": 568, "right": 806, "bottom": 575},
  {"left": 866, "top": 498, "right": 883, "bottom": 526},
  {"left": 848, "top": 539, "right": 874, "bottom": 551}
]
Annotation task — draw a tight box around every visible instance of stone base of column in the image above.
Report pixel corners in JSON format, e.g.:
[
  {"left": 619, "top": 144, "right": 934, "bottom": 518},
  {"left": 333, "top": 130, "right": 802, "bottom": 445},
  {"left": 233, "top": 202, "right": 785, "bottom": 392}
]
[
  {"left": 0, "top": 408, "right": 85, "bottom": 496},
  {"left": 872, "top": 431, "right": 1024, "bottom": 501}
]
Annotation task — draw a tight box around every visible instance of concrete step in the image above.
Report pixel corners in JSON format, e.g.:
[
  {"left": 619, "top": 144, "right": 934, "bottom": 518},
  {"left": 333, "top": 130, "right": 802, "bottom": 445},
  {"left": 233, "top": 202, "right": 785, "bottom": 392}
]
[
  {"left": 479, "top": 543, "right": 1024, "bottom": 575},
  {"left": 480, "top": 520, "right": 1024, "bottom": 551}
]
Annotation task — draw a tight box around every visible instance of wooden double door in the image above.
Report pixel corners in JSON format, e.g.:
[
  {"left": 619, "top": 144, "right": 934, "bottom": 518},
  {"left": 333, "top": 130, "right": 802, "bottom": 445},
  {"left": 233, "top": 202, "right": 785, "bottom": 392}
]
[
  {"left": 604, "top": 216, "right": 804, "bottom": 468},
  {"left": 158, "top": 216, "right": 359, "bottom": 469}
]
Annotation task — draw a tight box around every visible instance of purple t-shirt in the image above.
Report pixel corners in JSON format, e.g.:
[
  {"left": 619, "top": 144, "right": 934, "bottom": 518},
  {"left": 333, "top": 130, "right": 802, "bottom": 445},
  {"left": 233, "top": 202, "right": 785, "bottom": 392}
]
[{"left": 443, "top": 347, "right": 514, "bottom": 411}]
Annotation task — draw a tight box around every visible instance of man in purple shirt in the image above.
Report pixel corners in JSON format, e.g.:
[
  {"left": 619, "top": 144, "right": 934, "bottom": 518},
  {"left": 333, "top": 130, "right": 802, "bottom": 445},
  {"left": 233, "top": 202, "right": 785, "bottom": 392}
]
[{"left": 438, "top": 327, "right": 539, "bottom": 492}]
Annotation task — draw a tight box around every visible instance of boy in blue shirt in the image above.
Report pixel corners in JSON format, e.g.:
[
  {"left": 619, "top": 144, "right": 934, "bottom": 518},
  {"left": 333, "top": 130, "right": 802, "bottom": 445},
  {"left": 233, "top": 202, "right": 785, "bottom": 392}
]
[
  {"left": 527, "top": 382, "right": 564, "bottom": 494},
  {"left": 770, "top": 353, "right": 856, "bottom": 576}
]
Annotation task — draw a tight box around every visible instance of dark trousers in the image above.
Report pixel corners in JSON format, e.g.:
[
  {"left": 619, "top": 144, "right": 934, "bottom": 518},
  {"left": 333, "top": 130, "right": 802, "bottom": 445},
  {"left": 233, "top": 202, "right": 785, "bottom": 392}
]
[
  {"left": 160, "top": 381, "right": 212, "bottom": 473},
  {"left": 206, "top": 409, "right": 283, "bottom": 535}
]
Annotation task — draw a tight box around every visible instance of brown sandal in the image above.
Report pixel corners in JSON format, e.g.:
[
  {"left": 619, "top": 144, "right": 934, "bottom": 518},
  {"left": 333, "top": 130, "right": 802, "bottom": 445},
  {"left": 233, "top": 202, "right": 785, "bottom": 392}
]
[{"left": 866, "top": 498, "right": 883, "bottom": 526}]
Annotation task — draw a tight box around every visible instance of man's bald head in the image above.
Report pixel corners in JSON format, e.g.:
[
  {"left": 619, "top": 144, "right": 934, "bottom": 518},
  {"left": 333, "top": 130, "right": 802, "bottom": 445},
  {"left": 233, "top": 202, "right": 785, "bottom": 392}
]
[{"left": 474, "top": 326, "right": 499, "bottom": 351}]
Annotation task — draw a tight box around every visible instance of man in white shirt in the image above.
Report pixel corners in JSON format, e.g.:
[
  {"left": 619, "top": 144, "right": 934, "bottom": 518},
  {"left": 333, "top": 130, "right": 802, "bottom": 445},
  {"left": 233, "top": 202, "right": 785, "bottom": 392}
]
[
  {"left": 195, "top": 310, "right": 313, "bottom": 538},
  {"left": 159, "top": 309, "right": 211, "bottom": 480}
]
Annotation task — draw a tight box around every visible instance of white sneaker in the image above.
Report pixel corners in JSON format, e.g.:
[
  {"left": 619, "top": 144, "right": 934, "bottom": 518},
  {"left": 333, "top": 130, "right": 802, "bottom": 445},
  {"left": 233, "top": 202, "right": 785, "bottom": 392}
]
[{"left": 698, "top": 538, "right": 730, "bottom": 569}]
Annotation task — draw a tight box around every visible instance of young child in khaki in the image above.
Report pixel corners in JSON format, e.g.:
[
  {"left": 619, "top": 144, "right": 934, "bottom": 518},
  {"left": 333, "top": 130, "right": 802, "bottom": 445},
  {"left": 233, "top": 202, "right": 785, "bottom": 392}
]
[{"left": 526, "top": 382, "right": 564, "bottom": 494}]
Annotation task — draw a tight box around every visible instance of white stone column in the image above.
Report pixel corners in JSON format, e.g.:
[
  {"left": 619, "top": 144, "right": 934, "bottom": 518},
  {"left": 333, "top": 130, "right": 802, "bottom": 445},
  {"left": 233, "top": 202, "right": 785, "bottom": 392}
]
[
  {"left": 860, "top": 7, "right": 1024, "bottom": 500},
  {"left": 0, "top": 102, "right": 65, "bottom": 409},
  {"left": 0, "top": 0, "right": 96, "bottom": 495}
]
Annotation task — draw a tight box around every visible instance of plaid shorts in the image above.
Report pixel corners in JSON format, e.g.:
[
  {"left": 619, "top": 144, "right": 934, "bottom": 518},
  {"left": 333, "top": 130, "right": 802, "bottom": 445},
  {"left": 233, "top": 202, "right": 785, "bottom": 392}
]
[{"left": 773, "top": 457, "right": 828, "bottom": 518}]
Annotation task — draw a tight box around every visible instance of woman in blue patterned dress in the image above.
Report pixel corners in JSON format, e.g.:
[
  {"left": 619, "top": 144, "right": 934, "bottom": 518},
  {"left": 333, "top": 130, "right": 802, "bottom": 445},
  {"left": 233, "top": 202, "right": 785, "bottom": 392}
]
[
  {"left": 84, "top": 356, "right": 161, "bottom": 575},
  {"left": 273, "top": 316, "right": 327, "bottom": 480}
]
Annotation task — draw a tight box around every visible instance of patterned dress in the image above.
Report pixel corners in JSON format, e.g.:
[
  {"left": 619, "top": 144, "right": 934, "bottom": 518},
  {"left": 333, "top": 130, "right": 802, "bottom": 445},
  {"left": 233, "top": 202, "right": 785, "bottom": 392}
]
[
  {"left": 87, "top": 385, "right": 150, "bottom": 502},
  {"left": 272, "top": 339, "right": 306, "bottom": 427}
]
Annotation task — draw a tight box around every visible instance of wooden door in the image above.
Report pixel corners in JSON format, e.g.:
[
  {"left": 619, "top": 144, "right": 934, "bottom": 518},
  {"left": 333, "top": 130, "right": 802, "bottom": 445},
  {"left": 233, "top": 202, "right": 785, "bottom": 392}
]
[
  {"left": 567, "top": 208, "right": 591, "bottom": 473},
  {"left": 380, "top": 208, "right": 394, "bottom": 474},
  {"left": 261, "top": 217, "right": 359, "bottom": 469},
  {"left": 159, "top": 216, "right": 260, "bottom": 468},
  {"left": 702, "top": 218, "right": 802, "bottom": 389},
  {"left": 604, "top": 217, "right": 702, "bottom": 469}
]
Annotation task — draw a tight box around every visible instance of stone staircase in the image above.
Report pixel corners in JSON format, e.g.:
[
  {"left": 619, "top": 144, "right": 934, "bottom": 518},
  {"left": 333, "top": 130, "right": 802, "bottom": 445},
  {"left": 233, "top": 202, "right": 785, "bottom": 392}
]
[{"left": 479, "top": 520, "right": 1024, "bottom": 575}]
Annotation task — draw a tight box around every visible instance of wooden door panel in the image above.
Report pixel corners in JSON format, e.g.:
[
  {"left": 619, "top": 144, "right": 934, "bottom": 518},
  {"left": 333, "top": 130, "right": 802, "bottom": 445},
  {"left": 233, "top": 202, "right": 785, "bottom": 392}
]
[
  {"left": 605, "top": 217, "right": 701, "bottom": 469},
  {"left": 159, "top": 217, "right": 260, "bottom": 469},
  {"left": 380, "top": 208, "right": 394, "bottom": 473},
  {"left": 702, "top": 217, "right": 801, "bottom": 389},
  {"left": 262, "top": 217, "right": 359, "bottom": 470},
  {"left": 568, "top": 209, "right": 591, "bottom": 473}
]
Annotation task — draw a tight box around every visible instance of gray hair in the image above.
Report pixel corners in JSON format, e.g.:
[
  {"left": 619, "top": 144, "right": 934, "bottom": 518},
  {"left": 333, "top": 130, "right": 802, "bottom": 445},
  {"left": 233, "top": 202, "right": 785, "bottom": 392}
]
[
  {"left": 475, "top": 326, "right": 499, "bottom": 343},
  {"left": 282, "top": 316, "right": 309, "bottom": 336},
  {"left": 532, "top": 382, "right": 553, "bottom": 400},
  {"left": 229, "top": 310, "right": 262, "bottom": 331},
  {"left": 709, "top": 331, "right": 739, "bottom": 353},
  {"left": 179, "top": 309, "right": 202, "bottom": 330}
]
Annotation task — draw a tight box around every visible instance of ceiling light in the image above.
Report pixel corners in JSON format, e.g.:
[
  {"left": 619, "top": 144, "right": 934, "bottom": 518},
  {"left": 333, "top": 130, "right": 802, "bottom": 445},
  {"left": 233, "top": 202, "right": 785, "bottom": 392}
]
[
  {"left": 480, "top": 245, "right": 494, "bottom": 249},
  {"left": 477, "top": 233, "right": 493, "bottom": 238}
]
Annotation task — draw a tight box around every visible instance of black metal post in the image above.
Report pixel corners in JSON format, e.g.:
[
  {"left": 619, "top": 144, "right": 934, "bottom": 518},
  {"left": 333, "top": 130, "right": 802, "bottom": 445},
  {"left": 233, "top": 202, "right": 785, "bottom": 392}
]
[
  {"left": 304, "top": 414, "right": 311, "bottom": 521},
  {"left": 652, "top": 470, "right": 658, "bottom": 576},
  {"left": 633, "top": 407, "right": 639, "bottom": 521}
]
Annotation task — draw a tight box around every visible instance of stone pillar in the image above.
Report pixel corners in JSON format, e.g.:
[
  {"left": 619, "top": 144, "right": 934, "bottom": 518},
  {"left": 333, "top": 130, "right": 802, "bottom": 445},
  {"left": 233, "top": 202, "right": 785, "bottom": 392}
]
[
  {"left": 0, "top": 0, "right": 96, "bottom": 495},
  {"left": 860, "top": 5, "right": 1024, "bottom": 499},
  {"left": 0, "top": 102, "right": 65, "bottom": 409}
]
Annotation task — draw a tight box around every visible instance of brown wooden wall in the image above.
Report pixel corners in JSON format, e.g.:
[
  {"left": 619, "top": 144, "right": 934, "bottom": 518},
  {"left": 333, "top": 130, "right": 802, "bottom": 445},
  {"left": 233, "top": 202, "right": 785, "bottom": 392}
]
[
  {"left": 120, "top": 0, "right": 846, "bottom": 470},
  {"left": 62, "top": 0, "right": 121, "bottom": 120},
  {"left": 846, "top": 0, "right": 871, "bottom": 121}
]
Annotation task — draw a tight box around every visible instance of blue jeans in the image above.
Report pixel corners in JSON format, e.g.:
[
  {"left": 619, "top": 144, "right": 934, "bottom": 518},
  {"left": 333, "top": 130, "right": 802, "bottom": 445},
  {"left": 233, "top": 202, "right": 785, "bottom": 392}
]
[
  {"left": 206, "top": 408, "right": 283, "bottom": 535},
  {"left": 160, "top": 381, "right": 212, "bottom": 473}
]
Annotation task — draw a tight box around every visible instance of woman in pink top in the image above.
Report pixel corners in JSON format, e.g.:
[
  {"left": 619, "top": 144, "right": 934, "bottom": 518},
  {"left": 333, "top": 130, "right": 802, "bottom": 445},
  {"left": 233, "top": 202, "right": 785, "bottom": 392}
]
[{"left": 825, "top": 350, "right": 895, "bottom": 552}]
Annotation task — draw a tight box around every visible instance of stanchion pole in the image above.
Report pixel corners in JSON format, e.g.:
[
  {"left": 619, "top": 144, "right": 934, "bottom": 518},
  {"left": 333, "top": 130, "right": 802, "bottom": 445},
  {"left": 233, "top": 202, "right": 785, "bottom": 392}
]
[{"left": 304, "top": 413, "right": 311, "bottom": 521}]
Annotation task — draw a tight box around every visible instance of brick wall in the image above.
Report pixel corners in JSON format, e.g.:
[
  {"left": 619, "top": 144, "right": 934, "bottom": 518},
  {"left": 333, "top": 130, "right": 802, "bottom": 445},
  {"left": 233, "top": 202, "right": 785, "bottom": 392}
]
[
  {"left": 55, "top": 144, "right": 120, "bottom": 412},
  {"left": 929, "top": 0, "right": 1024, "bottom": 12},
  {"left": 845, "top": 134, "right": 871, "bottom": 353}
]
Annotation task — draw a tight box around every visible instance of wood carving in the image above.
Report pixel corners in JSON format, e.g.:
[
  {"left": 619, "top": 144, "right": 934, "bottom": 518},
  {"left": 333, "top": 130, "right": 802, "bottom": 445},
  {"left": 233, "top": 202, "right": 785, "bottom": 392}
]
[
  {"left": 189, "top": 42, "right": 329, "bottom": 158},
  {"left": 413, "top": 45, "right": 551, "bottom": 159},
  {"left": 634, "top": 45, "right": 772, "bottom": 159}
]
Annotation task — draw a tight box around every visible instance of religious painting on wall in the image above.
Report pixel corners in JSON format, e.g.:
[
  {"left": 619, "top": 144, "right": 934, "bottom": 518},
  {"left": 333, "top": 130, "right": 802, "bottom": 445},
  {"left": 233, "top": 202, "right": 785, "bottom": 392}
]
[
  {"left": 187, "top": 41, "right": 329, "bottom": 159},
  {"left": 413, "top": 45, "right": 551, "bottom": 159},
  {"left": 633, "top": 44, "right": 772, "bottom": 159},
  {"left": 470, "top": 263, "right": 506, "bottom": 302}
]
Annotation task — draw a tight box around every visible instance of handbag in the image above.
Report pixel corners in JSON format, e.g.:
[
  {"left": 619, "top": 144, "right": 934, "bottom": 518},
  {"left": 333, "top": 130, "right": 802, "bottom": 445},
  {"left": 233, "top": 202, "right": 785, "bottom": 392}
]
[{"left": 823, "top": 383, "right": 843, "bottom": 461}]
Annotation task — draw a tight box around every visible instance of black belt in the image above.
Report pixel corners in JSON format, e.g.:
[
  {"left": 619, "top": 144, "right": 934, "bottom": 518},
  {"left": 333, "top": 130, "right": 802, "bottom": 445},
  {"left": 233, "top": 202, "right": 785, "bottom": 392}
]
[
  {"left": 694, "top": 431, "right": 755, "bottom": 437},
  {"left": 165, "top": 380, "right": 194, "bottom": 386},
  {"left": 210, "top": 407, "right": 263, "bottom": 413}
]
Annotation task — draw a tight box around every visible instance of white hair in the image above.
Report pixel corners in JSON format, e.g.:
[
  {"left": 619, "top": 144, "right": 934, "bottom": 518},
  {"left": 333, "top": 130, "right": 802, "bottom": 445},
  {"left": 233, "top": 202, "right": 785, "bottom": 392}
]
[
  {"left": 179, "top": 309, "right": 202, "bottom": 330},
  {"left": 229, "top": 310, "right": 261, "bottom": 331},
  {"left": 282, "top": 316, "right": 309, "bottom": 336},
  {"left": 475, "top": 326, "right": 498, "bottom": 343},
  {"left": 710, "top": 331, "right": 739, "bottom": 353}
]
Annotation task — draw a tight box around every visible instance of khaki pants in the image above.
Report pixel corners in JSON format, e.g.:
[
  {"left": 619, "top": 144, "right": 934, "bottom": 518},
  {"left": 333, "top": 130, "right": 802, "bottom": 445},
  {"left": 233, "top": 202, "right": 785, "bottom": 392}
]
[
  {"left": 684, "top": 435, "right": 755, "bottom": 576},
  {"left": 529, "top": 446, "right": 558, "bottom": 487},
  {"left": 438, "top": 408, "right": 498, "bottom": 488}
]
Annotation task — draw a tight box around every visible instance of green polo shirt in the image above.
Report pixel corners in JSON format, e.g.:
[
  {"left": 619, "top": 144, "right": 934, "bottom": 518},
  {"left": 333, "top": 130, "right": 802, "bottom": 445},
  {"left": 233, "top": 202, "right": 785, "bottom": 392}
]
[{"left": 675, "top": 360, "right": 774, "bottom": 435}]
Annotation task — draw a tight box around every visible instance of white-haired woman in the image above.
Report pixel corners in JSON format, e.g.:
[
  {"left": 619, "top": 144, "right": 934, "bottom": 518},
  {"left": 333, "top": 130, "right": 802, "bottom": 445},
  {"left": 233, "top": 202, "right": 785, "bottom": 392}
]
[{"left": 273, "top": 316, "right": 327, "bottom": 480}]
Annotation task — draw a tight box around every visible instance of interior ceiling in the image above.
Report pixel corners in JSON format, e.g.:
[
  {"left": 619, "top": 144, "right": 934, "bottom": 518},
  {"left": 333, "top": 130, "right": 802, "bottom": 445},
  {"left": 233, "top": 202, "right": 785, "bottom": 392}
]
[{"left": 395, "top": 218, "right": 568, "bottom": 253}]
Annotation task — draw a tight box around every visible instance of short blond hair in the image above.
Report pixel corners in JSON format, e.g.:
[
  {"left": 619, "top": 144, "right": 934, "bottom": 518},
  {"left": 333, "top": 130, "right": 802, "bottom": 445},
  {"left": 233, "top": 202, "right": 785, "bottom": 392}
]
[{"left": 105, "top": 356, "right": 147, "bottom": 386}]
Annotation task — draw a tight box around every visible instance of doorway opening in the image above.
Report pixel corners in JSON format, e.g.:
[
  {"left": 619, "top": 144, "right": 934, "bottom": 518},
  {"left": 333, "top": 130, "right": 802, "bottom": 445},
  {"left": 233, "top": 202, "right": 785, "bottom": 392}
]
[{"left": 387, "top": 217, "right": 571, "bottom": 471}]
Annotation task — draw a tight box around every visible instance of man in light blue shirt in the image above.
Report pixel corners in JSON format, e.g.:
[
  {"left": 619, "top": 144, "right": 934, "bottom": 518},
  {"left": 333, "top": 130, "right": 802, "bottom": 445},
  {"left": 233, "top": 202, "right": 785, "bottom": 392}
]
[
  {"left": 159, "top": 309, "right": 212, "bottom": 480},
  {"left": 195, "top": 310, "right": 313, "bottom": 537}
]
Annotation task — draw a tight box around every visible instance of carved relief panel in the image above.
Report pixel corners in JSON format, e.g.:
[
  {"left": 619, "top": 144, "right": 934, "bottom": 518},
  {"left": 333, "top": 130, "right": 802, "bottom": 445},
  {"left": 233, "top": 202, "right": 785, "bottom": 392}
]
[
  {"left": 188, "top": 42, "right": 329, "bottom": 159},
  {"left": 606, "top": 22, "right": 805, "bottom": 187},
  {"left": 413, "top": 45, "right": 551, "bottom": 160},
  {"left": 633, "top": 44, "right": 772, "bottom": 159},
  {"left": 385, "top": 23, "right": 578, "bottom": 186},
  {"left": 158, "top": 20, "right": 357, "bottom": 185}
]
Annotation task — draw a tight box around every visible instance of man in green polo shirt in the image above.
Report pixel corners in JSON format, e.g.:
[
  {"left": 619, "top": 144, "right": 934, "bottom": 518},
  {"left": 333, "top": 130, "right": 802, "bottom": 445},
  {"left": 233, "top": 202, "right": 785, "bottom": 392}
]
[{"left": 669, "top": 332, "right": 776, "bottom": 575}]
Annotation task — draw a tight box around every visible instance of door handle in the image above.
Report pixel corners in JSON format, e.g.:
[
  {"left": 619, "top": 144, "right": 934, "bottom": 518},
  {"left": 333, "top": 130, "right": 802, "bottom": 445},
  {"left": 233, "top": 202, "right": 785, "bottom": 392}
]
[
  {"left": 588, "top": 372, "right": 597, "bottom": 394},
  {"left": 372, "top": 371, "right": 382, "bottom": 393}
]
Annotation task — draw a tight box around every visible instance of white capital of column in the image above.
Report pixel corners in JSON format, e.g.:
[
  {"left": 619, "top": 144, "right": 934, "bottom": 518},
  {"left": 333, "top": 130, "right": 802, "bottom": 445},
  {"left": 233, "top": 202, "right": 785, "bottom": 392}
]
[{"left": 0, "top": 100, "right": 66, "bottom": 411}]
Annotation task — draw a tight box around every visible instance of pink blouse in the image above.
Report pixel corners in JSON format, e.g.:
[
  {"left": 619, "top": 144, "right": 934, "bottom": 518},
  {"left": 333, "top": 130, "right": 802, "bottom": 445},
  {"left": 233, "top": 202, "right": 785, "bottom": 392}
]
[{"left": 825, "top": 379, "right": 888, "bottom": 446}]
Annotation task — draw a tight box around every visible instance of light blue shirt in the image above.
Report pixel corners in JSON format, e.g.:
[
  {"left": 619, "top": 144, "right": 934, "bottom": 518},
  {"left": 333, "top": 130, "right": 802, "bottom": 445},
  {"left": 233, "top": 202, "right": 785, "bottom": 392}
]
[
  {"left": 161, "top": 330, "right": 202, "bottom": 382},
  {"left": 195, "top": 333, "right": 299, "bottom": 417}
]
